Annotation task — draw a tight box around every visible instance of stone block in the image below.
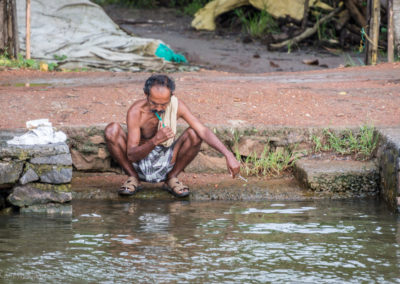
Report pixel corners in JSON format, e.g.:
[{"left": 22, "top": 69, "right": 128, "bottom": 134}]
[
  {"left": 294, "top": 158, "right": 379, "bottom": 194},
  {"left": 8, "top": 184, "right": 72, "bottom": 207},
  {"left": 98, "top": 148, "right": 108, "bottom": 159},
  {"left": 20, "top": 203, "right": 72, "bottom": 214},
  {"left": 19, "top": 168, "right": 39, "bottom": 185},
  {"left": 40, "top": 167, "right": 72, "bottom": 184},
  {"left": 71, "top": 148, "right": 111, "bottom": 171},
  {"left": 29, "top": 183, "right": 71, "bottom": 192},
  {"left": 0, "top": 161, "right": 24, "bottom": 184},
  {"left": 25, "top": 163, "right": 72, "bottom": 184},
  {"left": 0, "top": 141, "right": 69, "bottom": 160},
  {"left": 236, "top": 137, "right": 269, "bottom": 157},
  {"left": 89, "top": 135, "right": 105, "bottom": 144},
  {"left": 185, "top": 152, "right": 226, "bottom": 173},
  {"left": 30, "top": 153, "right": 72, "bottom": 165}
]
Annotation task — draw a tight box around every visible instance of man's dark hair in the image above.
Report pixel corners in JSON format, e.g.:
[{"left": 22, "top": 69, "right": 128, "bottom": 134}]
[{"left": 143, "top": 74, "right": 175, "bottom": 96}]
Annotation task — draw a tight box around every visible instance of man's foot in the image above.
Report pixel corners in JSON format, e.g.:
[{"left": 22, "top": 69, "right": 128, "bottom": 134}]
[
  {"left": 162, "top": 177, "right": 190, "bottom": 198},
  {"left": 118, "top": 176, "right": 143, "bottom": 196}
]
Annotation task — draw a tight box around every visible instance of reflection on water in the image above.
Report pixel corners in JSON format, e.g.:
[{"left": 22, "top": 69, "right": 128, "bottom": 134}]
[{"left": 0, "top": 199, "right": 399, "bottom": 283}]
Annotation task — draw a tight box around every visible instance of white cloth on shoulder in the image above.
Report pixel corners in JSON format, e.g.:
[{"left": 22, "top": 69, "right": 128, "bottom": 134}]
[{"left": 158, "top": 96, "right": 178, "bottom": 147}]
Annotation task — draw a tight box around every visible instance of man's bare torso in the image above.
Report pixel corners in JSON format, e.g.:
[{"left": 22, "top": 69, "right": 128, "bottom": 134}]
[{"left": 130, "top": 99, "right": 174, "bottom": 145}]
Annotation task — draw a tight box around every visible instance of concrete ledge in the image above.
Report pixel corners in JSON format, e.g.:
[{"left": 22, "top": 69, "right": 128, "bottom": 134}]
[
  {"left": 377, "top": 128, "right": 400, "bottom": 212},
  {"left": 294, "top": 159, "right": 379, "bottom": 197}
]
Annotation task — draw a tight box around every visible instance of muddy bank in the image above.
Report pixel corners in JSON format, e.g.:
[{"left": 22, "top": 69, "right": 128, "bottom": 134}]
[{"left": 105, "top": 6, "right": 368, "bottom": 74}]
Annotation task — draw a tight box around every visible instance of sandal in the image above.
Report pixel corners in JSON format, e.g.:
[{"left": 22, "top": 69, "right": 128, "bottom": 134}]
[
  {"left": 118, "top": 176, "right": 143, "bottom": 196},
  {"left": 162, "top": 177, "right": 190, "bottom": 198}
]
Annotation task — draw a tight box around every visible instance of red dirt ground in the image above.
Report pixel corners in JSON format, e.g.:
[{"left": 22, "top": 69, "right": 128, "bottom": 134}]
[{"left": 1, "top": 62, "right": 400, "bottom": 130}]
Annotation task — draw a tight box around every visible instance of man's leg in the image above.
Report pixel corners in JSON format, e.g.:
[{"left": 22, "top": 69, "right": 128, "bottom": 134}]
[
  {"left": 105, "top": 123, "right": 143, "bottom": 195},
  {"left": 165, "top": 128, "right": 202, "bottom": 194},
  {"left": 104, "top": 122, "right": 138, "bottom": 178}
]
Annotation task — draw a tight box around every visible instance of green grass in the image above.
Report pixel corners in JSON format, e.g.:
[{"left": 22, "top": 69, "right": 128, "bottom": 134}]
[
  {"left": 0, "top": 52, "right": 40, "bottom": 69},
  {"left": 241, "top": 146, "right": 297, "bottom": 177},
  {"left": 0, "top": 52, "right": 88, "bottom": 72},
  {"left": 231, "top": 131, "right": 298, "bottom": 177},
  {"left": 312, "top": 125, "right": 378, "bottom": 160},
  {"left": 234, "top": 7, "right": 279, "bottom": 38}
]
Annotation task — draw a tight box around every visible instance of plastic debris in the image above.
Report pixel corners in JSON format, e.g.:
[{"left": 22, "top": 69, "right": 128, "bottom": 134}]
[{"left": 155, "top": 43, "right": 188, "bottom": 63}]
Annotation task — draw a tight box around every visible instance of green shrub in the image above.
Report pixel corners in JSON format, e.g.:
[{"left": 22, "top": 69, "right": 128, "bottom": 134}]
[{"left": 0, "top": 52, "right": 40, "bottom": 69}]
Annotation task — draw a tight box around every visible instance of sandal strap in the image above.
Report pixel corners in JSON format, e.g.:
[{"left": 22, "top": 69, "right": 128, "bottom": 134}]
[
  {"left": 167, "top": 177, "right": 189, "bottom": 193},
  {"left": 120, "top": 176, "right": 140, "bottom": 193},
  {"left": 124, "top": 176, "right": 139, "bottom": 186}
]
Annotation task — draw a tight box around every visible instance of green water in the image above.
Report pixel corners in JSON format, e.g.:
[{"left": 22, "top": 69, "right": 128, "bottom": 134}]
[{"left": 0, "top": 199, "right": 399, "bottom": 283}]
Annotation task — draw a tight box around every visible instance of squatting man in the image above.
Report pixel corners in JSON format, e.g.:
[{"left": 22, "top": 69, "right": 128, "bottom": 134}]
[{"left": 105, "top": 74, "right": 240, "bottom": 197}]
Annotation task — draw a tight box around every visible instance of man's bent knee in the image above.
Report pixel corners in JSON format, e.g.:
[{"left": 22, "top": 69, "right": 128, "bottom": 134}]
[
  {"left": 105, "top": 122, "right": 122, "bottom": 142},
  {"left": 186, "top": 128, "right": 202, "bottom": 146}
]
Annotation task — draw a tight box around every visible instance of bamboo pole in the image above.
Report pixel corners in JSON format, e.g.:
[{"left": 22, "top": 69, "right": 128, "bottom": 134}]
[
  {"left": 25, "top": 0, "right": 30, "bottom": 59},
  {"left": 388, "top": 0, "right": 394, "bottom": 62},
  {"left": 370, "top": 0, "right": 380, "bottom": 65}
]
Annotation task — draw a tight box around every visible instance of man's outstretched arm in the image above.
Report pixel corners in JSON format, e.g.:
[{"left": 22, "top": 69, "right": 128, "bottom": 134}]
[{"left": 178, "top": 100, "right": 241, "bottom": 177}]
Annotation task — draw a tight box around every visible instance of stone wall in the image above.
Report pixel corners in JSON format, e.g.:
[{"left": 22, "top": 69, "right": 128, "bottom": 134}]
[
  {"left": 0, "top": 131, "right": 72, "bottom": 213},
  {"left": 61, "top": 124, "right": 319, "bottom": 174}
]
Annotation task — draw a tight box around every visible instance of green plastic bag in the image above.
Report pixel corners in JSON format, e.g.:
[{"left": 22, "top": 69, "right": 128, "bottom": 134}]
[{"left": 155, "top": 43, "right": 188, "bottom": 63}]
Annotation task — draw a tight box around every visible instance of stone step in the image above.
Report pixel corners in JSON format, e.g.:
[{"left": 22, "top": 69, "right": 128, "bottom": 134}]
[
  {"left": 71, "top": 173, "right": 313, "bottom": 201},
  {"left": 294, "top": 158, "right": 379, "bottom": 197}
]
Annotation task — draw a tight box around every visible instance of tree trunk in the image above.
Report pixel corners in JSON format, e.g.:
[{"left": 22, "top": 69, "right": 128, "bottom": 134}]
[
  {"left": 394, "top": 0, "right": 400, "bottom": 57},
  {"left": 0, "top": 0, "right": 19, "bottom": 58},
  {"left": 364, "top": 0, "right": 372, "bottom": 64},
  {"left": 388, "top": 0, "right": 394, "bottom": 62}
]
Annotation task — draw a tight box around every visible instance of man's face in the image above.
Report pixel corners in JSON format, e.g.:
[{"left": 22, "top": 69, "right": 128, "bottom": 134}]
[{"left": 147, "top": 86, "right": 171, "bottom": 113}]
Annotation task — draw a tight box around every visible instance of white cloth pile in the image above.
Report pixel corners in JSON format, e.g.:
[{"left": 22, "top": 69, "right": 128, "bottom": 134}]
[{"left": 7, "top": 119, "right": 67, "bottom": 145}]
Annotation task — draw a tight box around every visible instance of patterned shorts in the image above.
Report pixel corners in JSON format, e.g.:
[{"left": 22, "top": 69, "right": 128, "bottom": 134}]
[{"left": 133, "top": 142, "right": 176, "bottom": 183}]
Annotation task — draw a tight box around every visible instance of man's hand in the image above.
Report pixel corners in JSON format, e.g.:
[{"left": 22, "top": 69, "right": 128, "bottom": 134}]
[
  {"left": 152, "top": 123, "right": 175, "bottom": 145},
  {"left": 226, "top": 153, "right": 241, "bottom": 178}
]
